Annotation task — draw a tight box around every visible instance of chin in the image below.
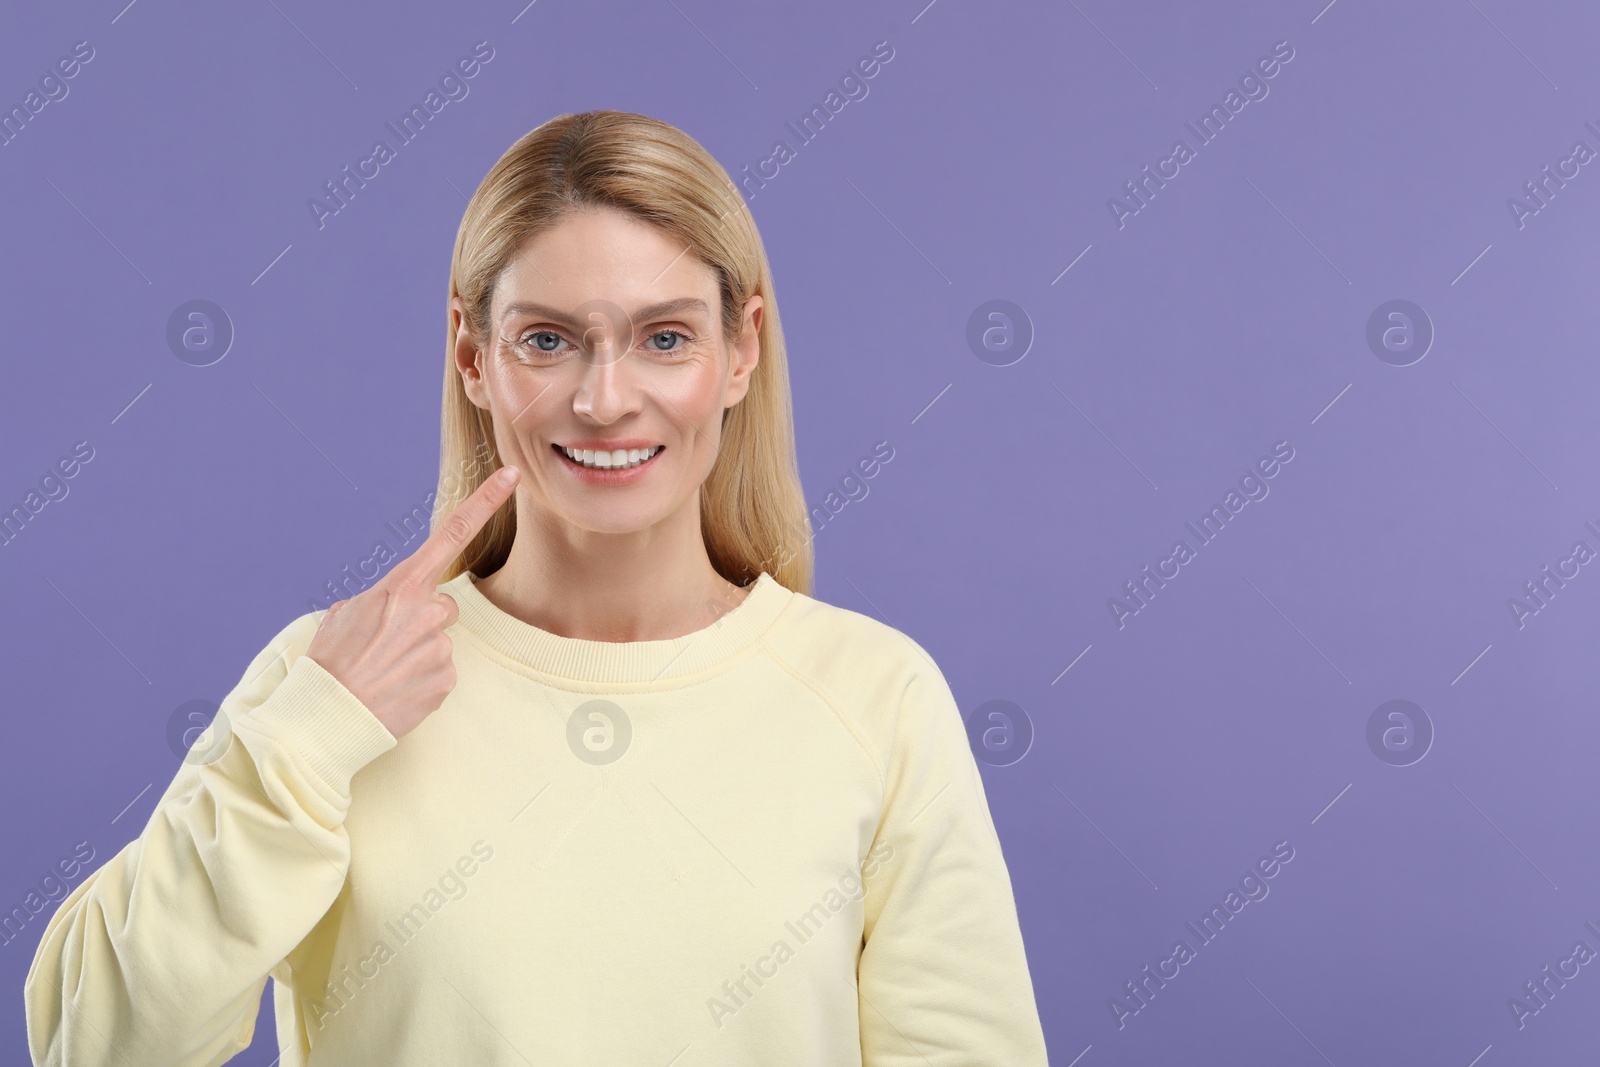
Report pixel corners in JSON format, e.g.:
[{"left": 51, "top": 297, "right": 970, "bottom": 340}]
[{"left": 562, "top": 508, "right": 673, "bottom": 536}]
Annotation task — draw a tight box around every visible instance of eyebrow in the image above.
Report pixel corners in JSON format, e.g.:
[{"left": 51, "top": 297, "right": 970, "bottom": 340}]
[{"left": 498, "top": 297, "right": 711, "bottom": 327}]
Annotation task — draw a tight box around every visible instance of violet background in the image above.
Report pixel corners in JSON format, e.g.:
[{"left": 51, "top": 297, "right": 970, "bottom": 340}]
[{"left": 3, "top": 0, "right": 1599, "bottom": 1063}]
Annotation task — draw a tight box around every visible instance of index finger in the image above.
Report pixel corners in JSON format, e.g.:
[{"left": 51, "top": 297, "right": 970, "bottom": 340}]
[{"left": 392, "top": 466, "right": 520, "bottom": 590}]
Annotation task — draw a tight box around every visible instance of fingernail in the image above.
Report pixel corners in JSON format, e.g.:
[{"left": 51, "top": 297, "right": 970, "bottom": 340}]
[{"left": 497, "top": 466, "right": 519, "bottom": 484}]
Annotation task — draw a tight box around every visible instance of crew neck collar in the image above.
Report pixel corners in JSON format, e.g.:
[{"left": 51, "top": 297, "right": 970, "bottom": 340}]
[{"left": 443, "top": 570, "right": 793, "bottom": 685}]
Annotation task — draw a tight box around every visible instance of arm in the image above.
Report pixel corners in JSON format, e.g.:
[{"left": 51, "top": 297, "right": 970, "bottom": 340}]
[
  {"left": 858, "top": 659, "right": 1050, "bottom": 1066},
  {"left": 23, "top": 611, "right": 398, "bottom": 1067}
]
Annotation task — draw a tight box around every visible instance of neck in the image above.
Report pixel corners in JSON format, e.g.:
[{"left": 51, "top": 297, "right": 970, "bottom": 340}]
[{"left": 472, "top": 490, "right": 747, "bottom": 643}]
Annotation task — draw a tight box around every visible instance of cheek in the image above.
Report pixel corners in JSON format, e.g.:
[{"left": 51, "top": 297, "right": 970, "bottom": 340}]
[
  {"left": 649, "top": 360, "right": 728, "bottom": 428},
  {"left": 484, "top": 356, "right": 535, "bottom": 400},
  {"left": 484, "top": 360, "right": 556, "bottom": 426}
]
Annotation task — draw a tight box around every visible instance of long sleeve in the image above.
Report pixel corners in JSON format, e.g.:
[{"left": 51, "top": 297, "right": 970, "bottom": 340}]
[
  {"left": 857, "top": 660, "right": 1050, "bottom": 1066},
  {"left": 23, "top": 611, "right": 399, "bottom": 1067}
]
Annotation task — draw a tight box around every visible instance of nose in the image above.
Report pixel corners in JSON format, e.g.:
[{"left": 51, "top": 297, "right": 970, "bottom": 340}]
[{"left": 571, "top": 337, "right": 640, "bottom": 424}]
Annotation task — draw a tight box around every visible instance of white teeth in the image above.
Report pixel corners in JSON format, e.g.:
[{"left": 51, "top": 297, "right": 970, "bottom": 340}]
[{"left": 561, "top": 445, "right": 661, "bottom": 470}]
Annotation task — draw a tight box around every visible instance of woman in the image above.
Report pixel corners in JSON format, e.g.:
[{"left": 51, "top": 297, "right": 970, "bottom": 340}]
[{"left": 24, "top": 110, "right": 1049, "bottom": 1066}]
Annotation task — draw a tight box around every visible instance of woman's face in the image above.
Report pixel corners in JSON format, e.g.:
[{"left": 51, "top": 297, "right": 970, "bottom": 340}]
[{"left": 453, "top": 206, "right": 761, "bottom": 536}]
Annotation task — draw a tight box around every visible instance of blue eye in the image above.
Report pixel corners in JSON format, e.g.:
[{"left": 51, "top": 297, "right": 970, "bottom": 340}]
[
  {"left": 512, "top": 327, "right": 692, "bottom": 358},
  {"left": 647, "top": 330, "right": 690, "bottom": 352},
  {"left": 520, "top": 330, "right": 568, "bottom": 353}
]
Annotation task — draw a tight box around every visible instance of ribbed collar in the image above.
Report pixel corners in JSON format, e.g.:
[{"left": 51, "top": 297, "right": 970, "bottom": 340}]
[{"left": 443, "top": 570, "right": 793, "bottom": 685}]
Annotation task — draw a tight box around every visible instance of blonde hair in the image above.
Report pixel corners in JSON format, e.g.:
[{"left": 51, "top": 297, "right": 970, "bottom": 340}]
[{"left": 436, "top": 110, "right": 813, "bottom": 594}]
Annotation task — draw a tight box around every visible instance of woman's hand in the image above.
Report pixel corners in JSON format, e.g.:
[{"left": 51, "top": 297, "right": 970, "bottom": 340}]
[{"left": 306, "top": 465, "right": 520, "bottom": 739}]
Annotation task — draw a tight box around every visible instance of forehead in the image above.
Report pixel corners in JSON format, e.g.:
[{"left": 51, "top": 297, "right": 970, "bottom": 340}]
[{"left": 492, "top": 206, "right": 717, "bottom": 317}]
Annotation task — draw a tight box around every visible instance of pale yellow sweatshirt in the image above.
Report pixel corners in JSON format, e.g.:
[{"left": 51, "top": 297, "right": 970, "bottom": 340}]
[{"left": 24, "top": 570, "right": 1049, "bottom": 1065}]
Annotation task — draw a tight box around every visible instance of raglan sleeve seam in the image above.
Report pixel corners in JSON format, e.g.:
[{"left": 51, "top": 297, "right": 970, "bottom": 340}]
[{"left": 759, "top": 638, "right": 887, "bottom": 792}]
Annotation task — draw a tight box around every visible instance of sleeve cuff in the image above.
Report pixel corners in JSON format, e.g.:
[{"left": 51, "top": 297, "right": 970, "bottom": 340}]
[{"left": 241, "top": 654, "right": 398, "bottom": 794}]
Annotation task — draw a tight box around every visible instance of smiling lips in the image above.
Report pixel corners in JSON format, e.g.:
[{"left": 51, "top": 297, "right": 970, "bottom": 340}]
[{"left": 553, "top": 443, "right": 663, "bottom": 472}]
